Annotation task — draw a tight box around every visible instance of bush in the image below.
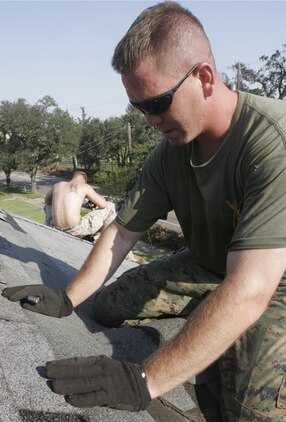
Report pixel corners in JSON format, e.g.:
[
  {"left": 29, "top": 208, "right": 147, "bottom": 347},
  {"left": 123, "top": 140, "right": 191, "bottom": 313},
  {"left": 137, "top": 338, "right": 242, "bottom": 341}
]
[
  {"left": 39, "top": 162, "right": 70, "bottom": 177},
  {"left": 96, "top": 165, "right": 139, "bottom": 203}
]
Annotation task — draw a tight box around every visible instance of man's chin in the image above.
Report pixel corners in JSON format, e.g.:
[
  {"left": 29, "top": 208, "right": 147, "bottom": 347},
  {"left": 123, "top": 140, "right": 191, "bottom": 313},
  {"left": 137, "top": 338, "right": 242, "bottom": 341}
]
[
  {"left": 161, "top": 128, "right": 195, "bottom": 145},
  {"left": 166, "top": 135, "right": 191, "bottom": 146}
]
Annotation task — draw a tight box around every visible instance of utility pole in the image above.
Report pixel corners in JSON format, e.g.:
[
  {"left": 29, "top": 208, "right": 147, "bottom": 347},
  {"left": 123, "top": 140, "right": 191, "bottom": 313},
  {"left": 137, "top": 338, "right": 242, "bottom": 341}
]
[
  {"left": 127, "top": 122, "right": 132, "bottom": 163},
  {"left": 236, "top": 63, "right": 241, "bottom": 90}
]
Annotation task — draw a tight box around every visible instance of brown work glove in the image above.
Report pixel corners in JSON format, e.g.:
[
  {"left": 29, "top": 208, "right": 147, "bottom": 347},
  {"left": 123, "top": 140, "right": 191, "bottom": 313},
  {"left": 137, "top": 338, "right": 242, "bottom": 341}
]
[
  {"left": 45, "top": 355, "right": 151, "bottom": 411},
  {"left": 1, "top": 284, "right": 73, "bottom": 318}
]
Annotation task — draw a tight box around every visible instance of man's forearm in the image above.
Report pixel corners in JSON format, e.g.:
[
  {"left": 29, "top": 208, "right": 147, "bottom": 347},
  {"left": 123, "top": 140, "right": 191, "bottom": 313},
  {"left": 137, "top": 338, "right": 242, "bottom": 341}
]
[
  {"left": 66, "top": 222, "right": 142, "bottom": 307},
  {"left": 143, "top": 248, "right": 286, "bottom": 399},
  {"left": 143, "top": 277, "right": 265, "bottom": 398}
]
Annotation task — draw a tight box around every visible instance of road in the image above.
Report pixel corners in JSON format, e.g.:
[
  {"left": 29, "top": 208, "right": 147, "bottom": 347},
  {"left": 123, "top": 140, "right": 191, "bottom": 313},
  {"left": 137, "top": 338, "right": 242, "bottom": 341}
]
[
  {"left": 0, "top": 170, "right": 68, "bottom": 195},
  {"left": 0, "top": 170, "right": 182, "bottom": 233}
]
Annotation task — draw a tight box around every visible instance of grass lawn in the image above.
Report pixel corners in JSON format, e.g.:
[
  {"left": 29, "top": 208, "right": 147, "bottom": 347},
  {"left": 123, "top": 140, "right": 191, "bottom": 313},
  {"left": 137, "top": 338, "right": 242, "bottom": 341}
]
[
  {"left": 0, "top": 183, "right": 45, "bottom": 224},
  {"left": 0, "top": 185, "right": 168, "bottom": 261},
  {"left": 0, "top": 183, "right": 90, "bottom": 225},
  {"left": 0, "top": 197, "right": 46, "bottom": 224}
]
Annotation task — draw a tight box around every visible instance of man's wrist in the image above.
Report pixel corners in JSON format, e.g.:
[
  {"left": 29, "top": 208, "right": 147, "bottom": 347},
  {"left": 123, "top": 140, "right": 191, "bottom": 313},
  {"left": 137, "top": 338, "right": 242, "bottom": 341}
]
[
  {"left": 140, "top": 361, "right": 159, "bottom": 400},
  {"left": 135, "top": 363, "right": 146, "bottom": 379}
]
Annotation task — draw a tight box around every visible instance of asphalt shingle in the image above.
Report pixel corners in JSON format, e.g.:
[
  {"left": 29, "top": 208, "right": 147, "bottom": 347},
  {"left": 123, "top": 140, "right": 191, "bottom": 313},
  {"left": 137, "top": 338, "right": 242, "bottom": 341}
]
[{"left": 0, "top": 210, "right": 218, "bottom": 422}]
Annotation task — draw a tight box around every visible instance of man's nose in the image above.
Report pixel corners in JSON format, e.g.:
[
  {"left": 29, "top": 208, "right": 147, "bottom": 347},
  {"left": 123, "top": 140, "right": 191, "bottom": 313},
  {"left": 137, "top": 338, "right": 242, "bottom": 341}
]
[{"left": 144, "top": 113, "right": 163, "bottom": 126}]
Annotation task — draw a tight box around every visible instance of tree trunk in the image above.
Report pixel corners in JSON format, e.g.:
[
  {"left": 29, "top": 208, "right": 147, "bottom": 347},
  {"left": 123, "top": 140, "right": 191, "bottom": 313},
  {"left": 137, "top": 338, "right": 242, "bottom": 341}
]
[
  {"left": 4, "top": 170, "right": 11, "bottom": 187},
  {"left": 72, "top": 154, "right": 78, "bottom": 170},
  {"left": 95, "top": 158, "right": 101, "bottom": 171},
  {"left": 30, "top": 166, "right": 38, "bottom": 193}
]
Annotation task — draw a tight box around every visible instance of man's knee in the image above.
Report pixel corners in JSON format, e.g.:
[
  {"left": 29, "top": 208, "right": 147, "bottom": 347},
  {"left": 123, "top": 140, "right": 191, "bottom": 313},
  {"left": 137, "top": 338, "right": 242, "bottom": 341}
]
[
  {"left": 219, "top": 299, "right": 286, "bottom": 422},
  {"left": 92, "top": 288, "right": 124, "bottom": 327},
  {"left": 220, "top": 386, "right": 284, "bottom": 422}
]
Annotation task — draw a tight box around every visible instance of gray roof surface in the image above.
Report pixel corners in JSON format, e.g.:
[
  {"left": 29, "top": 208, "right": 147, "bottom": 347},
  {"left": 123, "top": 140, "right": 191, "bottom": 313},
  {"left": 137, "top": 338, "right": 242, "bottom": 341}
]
[{"left": 0, "top": 210, "right": 218, "bottom": 422}]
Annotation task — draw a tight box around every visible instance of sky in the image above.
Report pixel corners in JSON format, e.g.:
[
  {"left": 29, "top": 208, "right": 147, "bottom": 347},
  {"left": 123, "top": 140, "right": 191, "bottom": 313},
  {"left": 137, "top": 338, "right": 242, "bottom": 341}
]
[{"left": 0, "top": 0, "right": 285, "bottom": 121}]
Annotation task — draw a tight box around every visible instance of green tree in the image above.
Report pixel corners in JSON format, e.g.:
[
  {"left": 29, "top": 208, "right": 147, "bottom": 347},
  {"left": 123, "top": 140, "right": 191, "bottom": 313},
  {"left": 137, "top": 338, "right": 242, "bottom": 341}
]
[
  {"left": 103, "top": 117, "right": 129, "bottom": 167},
  {"left": 227, "top": 63, "right": 264, "bottom": 96},
  {"left": 122, "top": 105, "right": 161, "bottom": 170},
  {"left": 49, "top": 107, "right": 80, "bottom": 169},
  {"left": 230, "top": 63, "right": 252, "bottom": 91},
  {"left": 0, "top": 99, "right": 29, "bottom": 185},
  {"left": 22, "top": 98, "right": 75, "bottom": 192},
  {"left": 0, "top": 97, "right": 78, "bottom": 192},
  {"left": 253, "top": 45, "right": 286, "bottom": 99},
  {"left": 97, "top": 106, "right": 162, "bottom": 201},
  {"left": 77, "top": 116, "right": 108, "bottom": 173},
  {"left": 226, "top": 45, "right": 286, "bottom": 98}
]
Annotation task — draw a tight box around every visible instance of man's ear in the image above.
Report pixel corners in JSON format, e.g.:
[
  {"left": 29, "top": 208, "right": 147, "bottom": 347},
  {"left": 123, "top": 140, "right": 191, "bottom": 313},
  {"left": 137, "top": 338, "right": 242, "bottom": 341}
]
[{"left": 197, "top": 63, "right": 215, "bottom": 98}]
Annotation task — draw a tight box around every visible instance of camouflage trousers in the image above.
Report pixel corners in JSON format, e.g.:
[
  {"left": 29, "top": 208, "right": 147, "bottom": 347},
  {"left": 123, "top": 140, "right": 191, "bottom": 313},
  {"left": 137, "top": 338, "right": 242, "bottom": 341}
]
[
  {"left": 44, "top": 202, "right": 117, "bottom": 237},
  {"left": 65, "top": 202, "right": 116, "bottom": 238},
  {"left": 44, "top": 205, "right": 53, "bottom": 227},
  {"left": 93, "top": 248, "right": 286, "bottom": 421}
]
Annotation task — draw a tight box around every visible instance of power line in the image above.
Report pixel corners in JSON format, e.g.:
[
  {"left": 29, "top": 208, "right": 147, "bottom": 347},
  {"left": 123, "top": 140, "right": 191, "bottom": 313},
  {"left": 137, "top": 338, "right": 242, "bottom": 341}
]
[{"left": 76, "top": 125, "right": 127, "bottom": 156}]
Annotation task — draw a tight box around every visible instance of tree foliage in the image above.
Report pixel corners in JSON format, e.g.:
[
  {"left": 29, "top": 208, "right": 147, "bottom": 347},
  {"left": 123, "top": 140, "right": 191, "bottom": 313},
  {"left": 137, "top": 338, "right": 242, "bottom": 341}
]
[
  {"left": 2, "top": 43, "right": 284, "bottom": 196},
  {"left": 77, "top": 105, "right": 161, "bottom": 179},
  {"left": 253, "top": 45, "right": 286, "bottom": 99},
  {"left": 95, "top": 106, "right": 162, "bottom": 201},
  {"left": 0, "top": 97, "right": 79, "bottom": 192},
  {"left": 0, "top": 99, "right": 31, "bottom": 185},
  {"left": 226, "top": 45, "right": 286, "bottom": 99},
  {"left": 77, "top": 115, "right": 109, "bottom": 173},
  {"left": 102, "top": 117, "right": 129, "bottom": 167}
]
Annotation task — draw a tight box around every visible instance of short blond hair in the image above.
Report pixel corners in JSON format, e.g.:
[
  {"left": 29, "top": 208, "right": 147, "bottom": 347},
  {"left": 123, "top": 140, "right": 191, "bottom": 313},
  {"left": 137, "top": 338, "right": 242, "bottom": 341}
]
[
  {"left": 112, "top": 1, "right": 215, "bottom": 74},
  {"left": 72, "top": 171, "right": 88, "bottom": 183}
]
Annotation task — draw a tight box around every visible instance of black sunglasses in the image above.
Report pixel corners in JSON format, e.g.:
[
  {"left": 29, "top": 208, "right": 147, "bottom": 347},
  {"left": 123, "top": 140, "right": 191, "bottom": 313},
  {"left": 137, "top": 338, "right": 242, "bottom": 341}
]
[{"left": 130, "top": 63, "right": 199, "bottom": 115}]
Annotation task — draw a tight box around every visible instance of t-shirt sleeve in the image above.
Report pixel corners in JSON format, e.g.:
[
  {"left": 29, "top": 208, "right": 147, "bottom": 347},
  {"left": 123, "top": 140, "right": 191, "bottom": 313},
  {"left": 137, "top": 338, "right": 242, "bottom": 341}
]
[
  {"left": 116, "top": 142, "right": 172, "bottom": 232},
  {"left": 228, "top": 128, "right": 286, "bottom": 251}
]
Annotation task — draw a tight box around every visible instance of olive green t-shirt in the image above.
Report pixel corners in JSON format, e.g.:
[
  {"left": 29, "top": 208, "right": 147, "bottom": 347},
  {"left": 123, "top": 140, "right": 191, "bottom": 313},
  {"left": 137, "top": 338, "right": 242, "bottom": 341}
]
[{"left": 117, "top": 92, "right": 286, "bottom": 277}]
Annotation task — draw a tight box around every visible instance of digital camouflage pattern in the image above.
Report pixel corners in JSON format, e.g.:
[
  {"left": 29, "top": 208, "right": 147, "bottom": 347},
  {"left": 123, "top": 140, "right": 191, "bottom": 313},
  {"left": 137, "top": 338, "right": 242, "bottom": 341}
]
[
  {"left": 220, "top": 282, "right": 286, "bottom": 421},
  {"left": 64, "top": 201, "right": 116, "bottom": 237},
  {"left": 93, "top": 248, "right": 222, "bottom": 326},
  {"left": 44, "top": 201, "right": 116, "bottom": 237},
  {"left": 93, "top": 248, "right": 286, "bottom": 421}
]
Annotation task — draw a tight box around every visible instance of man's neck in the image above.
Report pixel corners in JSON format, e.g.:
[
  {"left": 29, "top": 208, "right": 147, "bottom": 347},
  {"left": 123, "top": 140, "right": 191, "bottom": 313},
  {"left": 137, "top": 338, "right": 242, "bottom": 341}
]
[
  {"left": 193, "top": 137, "right": 225, "bottom": 164},
  {"left": 195, "top": 89, "right": 238, "bottom": 164}
]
